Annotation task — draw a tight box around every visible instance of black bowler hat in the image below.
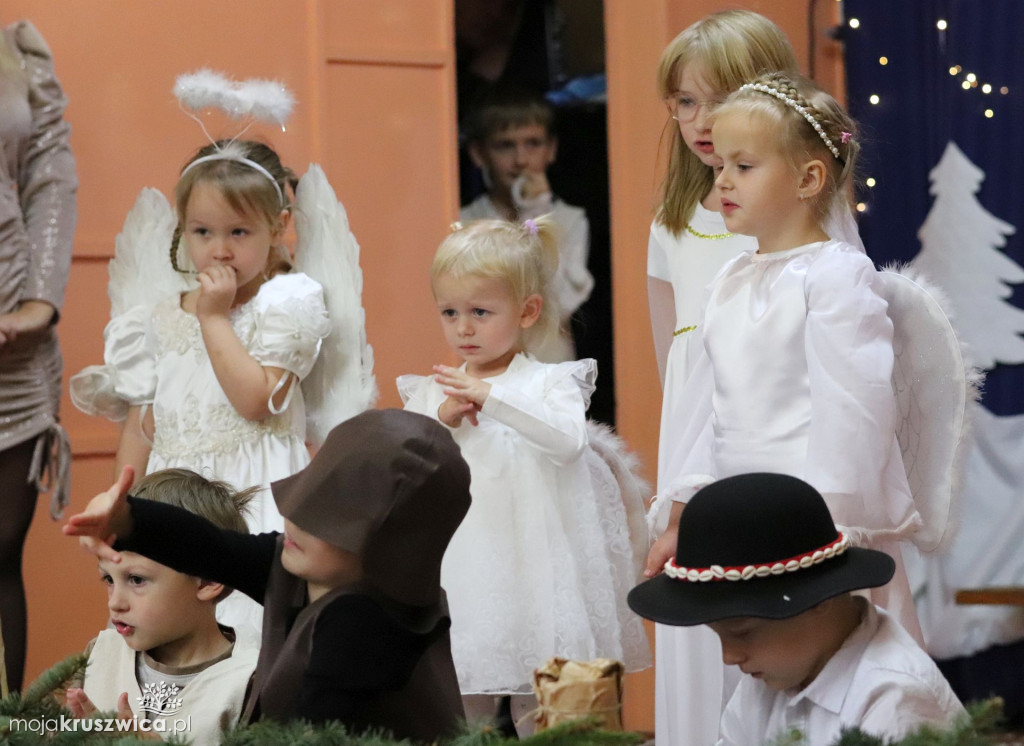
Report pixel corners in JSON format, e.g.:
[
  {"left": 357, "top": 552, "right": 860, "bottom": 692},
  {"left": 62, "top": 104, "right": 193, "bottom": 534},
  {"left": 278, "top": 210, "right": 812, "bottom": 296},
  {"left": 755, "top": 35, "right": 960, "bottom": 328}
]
[{"left": 628, "top": 473, "right": 894, "bottom": 626}]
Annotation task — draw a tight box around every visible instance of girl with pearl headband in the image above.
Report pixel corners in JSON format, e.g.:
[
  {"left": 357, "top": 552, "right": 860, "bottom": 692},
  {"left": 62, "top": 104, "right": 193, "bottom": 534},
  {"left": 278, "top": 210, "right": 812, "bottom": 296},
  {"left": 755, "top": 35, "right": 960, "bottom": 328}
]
[{"left": 647, "top": 72, "right": 933, "bottom": 653}]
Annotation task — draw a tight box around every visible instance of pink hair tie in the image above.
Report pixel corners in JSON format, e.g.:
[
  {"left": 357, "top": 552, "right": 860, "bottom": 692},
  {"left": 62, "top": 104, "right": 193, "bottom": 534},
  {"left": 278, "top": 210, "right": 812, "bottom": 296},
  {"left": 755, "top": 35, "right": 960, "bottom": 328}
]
[
  {"left": 524, "top": 218, "right": 538, "bottom": 235},
  {"left": 840, "top": 131, "right": 853, "bottom": 144}
]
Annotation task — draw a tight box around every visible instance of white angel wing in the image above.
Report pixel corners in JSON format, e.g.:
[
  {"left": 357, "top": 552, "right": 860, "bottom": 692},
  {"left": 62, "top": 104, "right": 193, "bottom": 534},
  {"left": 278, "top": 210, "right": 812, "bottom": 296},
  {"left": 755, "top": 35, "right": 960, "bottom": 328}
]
[
  {"left": 585, "top": 420, "right": 653, "bottom": 580},
  {"left": 108, "top": 188, "right": 190, "bottom": 318},
  {"left": 293, "top": 165, "right": 377, "bottom": 446},
  {"left": 876, "top": 265, "right": 983, "bottom": 553}
]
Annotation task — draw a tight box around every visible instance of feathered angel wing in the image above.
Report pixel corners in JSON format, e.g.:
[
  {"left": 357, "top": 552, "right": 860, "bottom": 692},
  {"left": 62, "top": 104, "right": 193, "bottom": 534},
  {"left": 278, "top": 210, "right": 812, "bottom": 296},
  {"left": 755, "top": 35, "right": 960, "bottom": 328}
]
[
  {"left": 293, "top": 165, "right": 377, "bottom": 446},
  {"left": 108, "top": 187, "right": 189, "bottom": 317},
  {"left": 585, "top": 420, "right": 653, "bottom": 580},
  {"left": 876, "top": 265, "right": 983, "bottom": 553}
]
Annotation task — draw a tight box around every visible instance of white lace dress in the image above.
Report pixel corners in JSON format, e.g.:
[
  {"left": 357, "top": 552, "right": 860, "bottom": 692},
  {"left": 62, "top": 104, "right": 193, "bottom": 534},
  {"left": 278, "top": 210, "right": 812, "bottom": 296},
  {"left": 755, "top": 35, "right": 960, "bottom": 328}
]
[
  {"left": 76, "top": 272, "right": 330, "bottom": 641},
  {"left": 398, "top": 353, "right": 650, "bottom": 694}
]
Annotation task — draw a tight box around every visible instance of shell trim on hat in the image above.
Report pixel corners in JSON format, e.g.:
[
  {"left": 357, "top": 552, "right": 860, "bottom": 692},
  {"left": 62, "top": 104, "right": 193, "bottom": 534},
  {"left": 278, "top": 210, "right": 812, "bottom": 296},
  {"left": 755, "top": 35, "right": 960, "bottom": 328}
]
[{"left": 663, "top": 532, "right": 849, "bottom": 583}]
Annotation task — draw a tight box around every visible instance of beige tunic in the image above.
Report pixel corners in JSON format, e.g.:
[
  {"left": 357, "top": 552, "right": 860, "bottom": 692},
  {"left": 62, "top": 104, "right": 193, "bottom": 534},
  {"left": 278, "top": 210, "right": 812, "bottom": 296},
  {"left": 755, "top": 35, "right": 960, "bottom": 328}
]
[
  {"left": 83, "top": 629, "right": 257, "bottom": 746},
  {"left": 0, "top": 21, "right": 76, "bottom": 512}
]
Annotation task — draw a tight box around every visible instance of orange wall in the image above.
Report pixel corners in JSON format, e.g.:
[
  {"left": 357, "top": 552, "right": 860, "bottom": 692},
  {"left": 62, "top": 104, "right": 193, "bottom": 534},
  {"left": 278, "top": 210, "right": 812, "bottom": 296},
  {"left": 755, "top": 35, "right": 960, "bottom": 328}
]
[{"left": 7, "top": 0, "right": 841, "bottom": 734}]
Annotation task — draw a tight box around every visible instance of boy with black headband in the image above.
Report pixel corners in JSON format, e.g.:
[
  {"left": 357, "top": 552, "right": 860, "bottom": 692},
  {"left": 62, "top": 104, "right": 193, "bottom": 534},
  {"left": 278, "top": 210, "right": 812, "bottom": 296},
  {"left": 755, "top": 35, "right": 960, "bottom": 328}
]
[
  {"left": 629, "top": 473, "right": 962, "bottom": 746},
  {"left": 66, "top": 409, "right": 471, "bottom": 743}
]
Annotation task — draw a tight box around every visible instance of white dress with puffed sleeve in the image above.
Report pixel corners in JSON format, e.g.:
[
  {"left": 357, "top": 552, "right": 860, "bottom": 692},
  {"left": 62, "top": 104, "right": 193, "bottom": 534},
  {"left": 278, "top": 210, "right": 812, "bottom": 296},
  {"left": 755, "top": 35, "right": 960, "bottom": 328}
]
[
  {"left": 399, "top": 353, "right": 650, "bottom": 694},
  {"left": 78, "top": 272, "right": 330, "bottom": 642}
]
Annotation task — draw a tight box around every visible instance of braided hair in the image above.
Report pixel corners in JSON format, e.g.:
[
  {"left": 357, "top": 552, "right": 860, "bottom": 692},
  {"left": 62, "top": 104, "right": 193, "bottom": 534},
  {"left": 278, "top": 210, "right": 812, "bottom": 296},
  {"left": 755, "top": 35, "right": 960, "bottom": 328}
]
[
  {"left": 715, "top": 72, "right": 859, "bottom": 224},
  {"left": 169, "top": 140, "right": 298, "bottom": 274}
]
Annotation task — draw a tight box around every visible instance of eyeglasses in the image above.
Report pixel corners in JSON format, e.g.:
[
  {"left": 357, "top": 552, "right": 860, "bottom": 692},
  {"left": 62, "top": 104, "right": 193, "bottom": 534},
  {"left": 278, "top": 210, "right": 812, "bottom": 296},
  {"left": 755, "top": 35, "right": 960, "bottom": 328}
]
[{"left": 665, "top": 93, "right": 725, "bottom": 123}]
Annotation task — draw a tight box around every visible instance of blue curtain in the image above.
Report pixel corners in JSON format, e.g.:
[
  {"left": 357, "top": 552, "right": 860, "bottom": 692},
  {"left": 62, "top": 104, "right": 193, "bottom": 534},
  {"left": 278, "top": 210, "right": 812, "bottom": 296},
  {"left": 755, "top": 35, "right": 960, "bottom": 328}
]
[
  {"left": 844, "top": 0, "right": 1024, "bottom": 413},
  {"left": 843, "top": 0, "right": 1024, "bottom": 720}
]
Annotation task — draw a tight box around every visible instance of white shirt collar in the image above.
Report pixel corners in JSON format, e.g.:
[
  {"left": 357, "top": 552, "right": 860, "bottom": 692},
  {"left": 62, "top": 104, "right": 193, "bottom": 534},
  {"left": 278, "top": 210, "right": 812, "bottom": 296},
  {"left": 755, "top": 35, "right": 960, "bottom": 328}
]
[{"left": 785, "top": 598, "right": 877, "bottom": 715}]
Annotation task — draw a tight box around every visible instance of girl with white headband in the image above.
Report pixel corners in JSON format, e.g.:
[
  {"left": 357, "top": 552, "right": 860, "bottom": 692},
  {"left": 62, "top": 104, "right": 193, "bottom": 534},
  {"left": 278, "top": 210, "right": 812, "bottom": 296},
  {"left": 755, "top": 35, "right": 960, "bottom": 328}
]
[
  {"left": 70, "top": 126, "right": 384, "bottom": 649},
  {"left": 81, "top": 138, "right": 329, "bottom": 643},
  {"left": 647, "top": 72, "right": 930, "bottom": 648}
]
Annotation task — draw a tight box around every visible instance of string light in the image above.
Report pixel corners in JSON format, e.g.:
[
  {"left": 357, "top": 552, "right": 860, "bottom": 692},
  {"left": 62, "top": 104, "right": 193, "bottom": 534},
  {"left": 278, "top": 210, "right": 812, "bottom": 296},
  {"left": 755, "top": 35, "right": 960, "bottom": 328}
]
[
  {"left": 966, "top": 73, "right": 977, "bottom": 83},
  {"left": 949, "top": 65, "right": 962, "bottom": 75},
  {"left": 982, "top": 84, "right": 992, "bottom": 94},
  {"left": 849, "top": 18, "right": 861, "bottom": 28},
  {"left": 856, "top": 203, "right": 868, "bottom": 212},
  {"left": 984, "top": 109, "right": 994, "bottom": 118},
  {"left": 1000, "top": 86, "right": 1009, "bottom": 94},
  {"left": 936, "top": 19, "right": 948, "bottom": 30},
  {"left": 879, "top": 57, "right": 888, "bottom": 66},
  {"left": 961, "top": 81, "right": 971, "bottom": 90},
  {"left": 869, "top": 94, "right": 880, "bottom": 104},
  {"left": 866, "top": 177, "right": 877, "bottom": 187}
]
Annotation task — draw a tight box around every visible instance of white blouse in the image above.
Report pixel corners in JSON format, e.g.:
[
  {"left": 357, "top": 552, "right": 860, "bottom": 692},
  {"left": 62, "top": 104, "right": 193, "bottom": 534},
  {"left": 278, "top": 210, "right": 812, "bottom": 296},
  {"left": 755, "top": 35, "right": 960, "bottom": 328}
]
[{"left": 718, "top": 602, "right": 964, "bottom": 746}]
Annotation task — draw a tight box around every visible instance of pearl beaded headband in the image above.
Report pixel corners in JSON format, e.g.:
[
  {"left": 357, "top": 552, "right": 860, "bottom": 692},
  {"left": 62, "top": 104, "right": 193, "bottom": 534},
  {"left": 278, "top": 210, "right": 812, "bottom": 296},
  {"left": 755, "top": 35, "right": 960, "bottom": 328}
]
[
  {"left": 739, "top": 82, "right": 843, "bottom": 162},
  {"left": 663, "top": 532, "right": 849, "bottom": 583}
]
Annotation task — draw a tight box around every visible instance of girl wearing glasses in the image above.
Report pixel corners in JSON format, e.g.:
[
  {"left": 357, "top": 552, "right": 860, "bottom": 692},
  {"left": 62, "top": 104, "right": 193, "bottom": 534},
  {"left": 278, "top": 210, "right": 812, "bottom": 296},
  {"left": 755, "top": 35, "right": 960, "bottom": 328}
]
[{"left": 645, "top": 11, "right": 798, "bottom": 746}]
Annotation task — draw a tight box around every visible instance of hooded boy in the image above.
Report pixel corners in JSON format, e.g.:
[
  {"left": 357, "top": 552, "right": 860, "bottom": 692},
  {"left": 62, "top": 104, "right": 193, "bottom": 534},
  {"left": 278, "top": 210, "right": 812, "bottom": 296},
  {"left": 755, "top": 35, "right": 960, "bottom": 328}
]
[{"left": 66, "top": 409, "right": 471, "bottom": 742}]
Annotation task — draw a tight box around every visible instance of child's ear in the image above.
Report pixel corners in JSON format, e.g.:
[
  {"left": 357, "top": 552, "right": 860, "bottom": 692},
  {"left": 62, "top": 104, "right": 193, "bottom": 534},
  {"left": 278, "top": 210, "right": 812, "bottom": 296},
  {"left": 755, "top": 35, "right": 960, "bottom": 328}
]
[
  {"left": 520, "top": 294, "right": 543, "bottom": 329},
  {"left": 797, "top": 159, "right": 827, "bottom": 201},
  {"left": 468, "top": 141, "right": 488, "bottom": 171},
  {"left": 273, "top": 208, "right": 291, "bottom": 241},
  {"left": 196, "top": 578, "right": 225, "bottom": 602},
  {"left": 546, "top": 135, "right": 558, "bottom": 165}
]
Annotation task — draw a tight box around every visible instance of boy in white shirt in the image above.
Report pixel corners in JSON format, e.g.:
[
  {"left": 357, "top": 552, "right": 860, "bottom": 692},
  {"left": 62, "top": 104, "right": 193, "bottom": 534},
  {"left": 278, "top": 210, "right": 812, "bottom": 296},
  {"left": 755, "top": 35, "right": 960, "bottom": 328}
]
[
  {"left": 461, "top": 84, "right": 592, "bottom": 363},
  {"left": 629, "top": 472, "right": 963, "bottom": 746}
]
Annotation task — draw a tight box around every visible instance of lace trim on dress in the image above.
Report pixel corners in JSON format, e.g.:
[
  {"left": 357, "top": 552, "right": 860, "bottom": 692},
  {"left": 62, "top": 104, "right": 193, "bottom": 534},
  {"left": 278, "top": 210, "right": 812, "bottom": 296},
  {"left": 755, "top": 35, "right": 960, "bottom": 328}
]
[{"left": 151, "top": 395, "right": 297, "bottom": 460}]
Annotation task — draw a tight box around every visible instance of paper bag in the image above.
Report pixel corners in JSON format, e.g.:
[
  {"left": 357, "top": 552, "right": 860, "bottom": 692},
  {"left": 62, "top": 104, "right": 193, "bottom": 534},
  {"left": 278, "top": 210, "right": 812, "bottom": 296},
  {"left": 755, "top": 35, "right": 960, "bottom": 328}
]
[{"left": 531, "top": 657, "right": 624, "bottom": 731}]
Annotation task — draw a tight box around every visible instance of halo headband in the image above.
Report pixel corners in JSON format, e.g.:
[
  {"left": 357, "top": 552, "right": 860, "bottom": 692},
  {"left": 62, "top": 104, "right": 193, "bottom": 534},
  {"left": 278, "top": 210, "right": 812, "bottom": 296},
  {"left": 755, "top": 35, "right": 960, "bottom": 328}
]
[
  {"left": 174, "top": 70, "right": 295, "bottom": 208},
  {"left": 180, "top": 152, "right": 285, "bottom": 206},
  {"left": 739, "top": 82, "right": 843, "bottom": 161},
  {"left": 663, "top": 532, "right": 849, "bottom": 582}
]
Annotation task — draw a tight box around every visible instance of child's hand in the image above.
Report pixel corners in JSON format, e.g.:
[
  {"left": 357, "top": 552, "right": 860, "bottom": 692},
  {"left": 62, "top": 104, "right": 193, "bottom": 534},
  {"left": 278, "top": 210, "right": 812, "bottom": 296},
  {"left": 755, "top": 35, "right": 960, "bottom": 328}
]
[
  {"left": 438, "top": 396, "right": 481, "bottom": 428},
  {"left": 195, "top": 264, "right": 238, "bottom": 318},
  {"left": 644, "top": 526, "right": 678, "bottom": 578},
  {"left": 63, "top": 465, "right": 136, "bottom": 562},
  {"left": 66, "top": 687, "right": 98, "bottom": 718},
  {"left": 515, "top": 171, "right": 552, "bottom": 202},
  {"left": 433, "top": 365, "right": 492, "bottom": 408}
]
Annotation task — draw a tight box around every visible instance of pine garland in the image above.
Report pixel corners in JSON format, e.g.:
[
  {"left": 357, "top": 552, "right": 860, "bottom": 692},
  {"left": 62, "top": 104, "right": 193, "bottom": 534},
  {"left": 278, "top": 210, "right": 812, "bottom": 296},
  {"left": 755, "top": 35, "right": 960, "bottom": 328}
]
[{"left": 0, "top": 655, "right": 1011, "bottom": 746}]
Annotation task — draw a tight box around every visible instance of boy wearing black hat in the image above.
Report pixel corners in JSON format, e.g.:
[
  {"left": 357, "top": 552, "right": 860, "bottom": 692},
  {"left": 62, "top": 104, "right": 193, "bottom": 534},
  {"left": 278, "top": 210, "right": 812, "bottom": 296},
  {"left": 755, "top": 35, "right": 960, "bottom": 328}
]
[
  {"left": 629, "top": 473, "right": 962, "bottom": 746},
  {"left": 66, "top": 409, "right": 471, "bottom": 743}
]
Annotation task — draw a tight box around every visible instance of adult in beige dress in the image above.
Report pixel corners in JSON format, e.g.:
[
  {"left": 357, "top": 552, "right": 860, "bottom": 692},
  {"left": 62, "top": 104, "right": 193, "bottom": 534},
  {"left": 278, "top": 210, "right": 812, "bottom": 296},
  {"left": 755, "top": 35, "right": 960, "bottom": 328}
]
[{"left": 0, "top": 19, "right": 76, "bottom": 693}]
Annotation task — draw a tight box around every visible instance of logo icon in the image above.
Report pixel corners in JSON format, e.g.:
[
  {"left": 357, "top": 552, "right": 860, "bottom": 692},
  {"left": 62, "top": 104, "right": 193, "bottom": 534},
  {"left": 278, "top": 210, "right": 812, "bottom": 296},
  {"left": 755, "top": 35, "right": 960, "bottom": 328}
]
[{"left": 137, "top": 682, "right": 183, "bottom": 716}]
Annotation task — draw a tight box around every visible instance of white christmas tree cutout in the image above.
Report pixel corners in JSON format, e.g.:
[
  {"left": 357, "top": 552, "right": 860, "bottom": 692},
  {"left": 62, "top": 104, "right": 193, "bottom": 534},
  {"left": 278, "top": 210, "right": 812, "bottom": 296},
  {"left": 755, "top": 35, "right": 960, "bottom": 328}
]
[{"left": 913, "top": 141, "right": 1024, "bottom": 371}]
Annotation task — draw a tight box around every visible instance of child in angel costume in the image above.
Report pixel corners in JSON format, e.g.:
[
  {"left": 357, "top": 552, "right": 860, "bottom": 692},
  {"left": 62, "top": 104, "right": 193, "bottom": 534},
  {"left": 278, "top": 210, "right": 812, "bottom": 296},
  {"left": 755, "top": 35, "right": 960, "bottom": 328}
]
[
  {"left": 646, "top": 72, "right": 978, "bottom": 656},
  {"left": 398, "top": 217, "right": 651, "bottom": 735},
  {"left": 647, "top": 15, "right": 803, "bottom": 744},
  {"left": 71, "top": 71, "right": 376, "bottom": 644}
]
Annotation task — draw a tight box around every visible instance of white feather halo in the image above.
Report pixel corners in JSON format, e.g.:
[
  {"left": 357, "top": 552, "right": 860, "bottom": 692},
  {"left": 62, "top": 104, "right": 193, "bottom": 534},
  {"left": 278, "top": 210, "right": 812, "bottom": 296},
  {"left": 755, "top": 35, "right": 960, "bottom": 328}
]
[{"left": 174, "top": 69, "right": 295, "bottom": 126}]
